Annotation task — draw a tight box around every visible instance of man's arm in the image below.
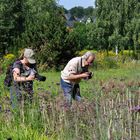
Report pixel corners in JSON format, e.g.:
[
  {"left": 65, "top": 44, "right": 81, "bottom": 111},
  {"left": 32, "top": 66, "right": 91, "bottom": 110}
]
[
  {"left": 13, "top": 68, "right": 35, "bottom": 82},
  {"left": 66, "top": 72, "right": 89, "bottom": 80}
]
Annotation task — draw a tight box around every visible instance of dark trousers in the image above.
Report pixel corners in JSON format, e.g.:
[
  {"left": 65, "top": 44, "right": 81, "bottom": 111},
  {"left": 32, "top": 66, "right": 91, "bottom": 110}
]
[{"left": 60, "top": 78, "right": 81, "bottom": 106}]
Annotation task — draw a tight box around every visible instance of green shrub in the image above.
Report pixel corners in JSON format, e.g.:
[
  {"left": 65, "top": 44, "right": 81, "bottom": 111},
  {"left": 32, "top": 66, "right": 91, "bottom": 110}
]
[
  {"left": 77, "top": 50, "right": 137, "bottom": 69},
  {"left": 104, "top": 57, "right": 118, "bottom": 68},
  {"left": 1, "top": 54, "right": 16, "bottom": 72},
  {"left": 77, "top": 49, "right": 97, "bottom": 56}
]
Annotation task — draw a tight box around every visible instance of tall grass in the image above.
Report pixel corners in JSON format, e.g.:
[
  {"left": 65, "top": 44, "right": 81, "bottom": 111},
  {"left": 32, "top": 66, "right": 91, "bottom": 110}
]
[{"left": 0, "top": 64, "right": 140, "bottom": 140}]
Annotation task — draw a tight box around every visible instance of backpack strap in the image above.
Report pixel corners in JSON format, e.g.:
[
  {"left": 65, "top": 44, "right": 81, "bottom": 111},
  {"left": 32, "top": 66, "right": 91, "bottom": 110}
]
[{"left": 12, "top": 60, "right": 23, "bottom": 72}]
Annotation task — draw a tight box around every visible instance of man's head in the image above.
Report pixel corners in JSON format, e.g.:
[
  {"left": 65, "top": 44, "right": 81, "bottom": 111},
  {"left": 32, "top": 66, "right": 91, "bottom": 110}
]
[
  {"left": 82, "top": 51, "right": 95, "bottom": 66},
  {"left": 24, "top": 48, "right": 36, "bottom": 64}
]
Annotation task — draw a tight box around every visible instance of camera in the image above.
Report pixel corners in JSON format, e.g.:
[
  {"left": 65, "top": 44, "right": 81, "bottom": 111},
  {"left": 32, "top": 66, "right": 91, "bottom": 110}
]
[
  {"left": 83, "top": 72, "right": 93, "bottom": 80},
  {"left": 35, "top": 73, "right": 46, "bottom": 81},
  {"left": 88, "top": 72, "right": 93, "bottom": 79},
  {"left": 30, "top": 68, "right": 46, "bottom": 82}
]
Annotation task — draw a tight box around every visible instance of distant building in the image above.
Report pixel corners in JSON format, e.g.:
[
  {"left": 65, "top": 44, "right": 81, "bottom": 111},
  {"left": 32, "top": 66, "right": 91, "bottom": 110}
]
[
  {"left": 64, "top": 12, "right": 78, "bottom": 28},
  {"left": 64, "top": 12, "right": 96, "bottom": 30}
]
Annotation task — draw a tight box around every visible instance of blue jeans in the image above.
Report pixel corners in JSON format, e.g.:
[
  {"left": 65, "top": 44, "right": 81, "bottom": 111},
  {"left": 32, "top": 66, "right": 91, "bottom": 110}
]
[
  {"left": 10, "top": 86, "right": 33, "bottom": 109},
  {"left": 10, "top": 86, "right": 22, "bottom": 108},
  {"left": 60, "top": 78, "right": 81, "bottom": 106}
]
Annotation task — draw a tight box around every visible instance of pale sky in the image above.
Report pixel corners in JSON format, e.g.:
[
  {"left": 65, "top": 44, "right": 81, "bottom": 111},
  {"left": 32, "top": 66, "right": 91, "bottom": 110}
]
[{"left": 57, "top": 0, "right": 95, "bottom": 10}]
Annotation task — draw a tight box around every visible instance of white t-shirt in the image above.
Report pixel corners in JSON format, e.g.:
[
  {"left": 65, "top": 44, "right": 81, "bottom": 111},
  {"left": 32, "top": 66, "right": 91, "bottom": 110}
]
[{"left": 61, "top": 57, "right": 87, "bottom": 83}]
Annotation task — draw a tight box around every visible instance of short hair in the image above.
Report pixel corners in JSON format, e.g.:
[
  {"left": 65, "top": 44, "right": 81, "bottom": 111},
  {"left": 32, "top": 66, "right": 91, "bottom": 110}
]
[{"left": 81, "top": 51, "right": 95, "bottom": 60}]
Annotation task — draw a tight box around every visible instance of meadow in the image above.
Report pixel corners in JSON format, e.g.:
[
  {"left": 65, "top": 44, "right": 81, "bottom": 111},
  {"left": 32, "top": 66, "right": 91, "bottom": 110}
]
[{"left": 0, "top": 62, "right": 140, "bottom": 140}]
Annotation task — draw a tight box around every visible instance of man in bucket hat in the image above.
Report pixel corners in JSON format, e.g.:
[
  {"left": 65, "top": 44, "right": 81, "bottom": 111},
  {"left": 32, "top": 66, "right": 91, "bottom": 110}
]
[
  {"left": 23, "top": 48, "right": 36, "bottom": 64},
  {"left": 10, "top": 48, "right": 38, "bottom": 108}
]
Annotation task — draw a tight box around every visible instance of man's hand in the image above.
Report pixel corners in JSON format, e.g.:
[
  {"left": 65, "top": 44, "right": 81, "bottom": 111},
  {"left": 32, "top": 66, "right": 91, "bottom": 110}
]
[
  {"left": 81, "top": 72, "right": 90, "bottom": 79},
  {"left": 82, "top": 72, "right": 93, "bottom": 80}
]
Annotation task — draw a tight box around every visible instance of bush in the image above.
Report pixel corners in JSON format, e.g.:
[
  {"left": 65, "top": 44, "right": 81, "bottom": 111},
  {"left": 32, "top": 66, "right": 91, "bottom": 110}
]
[
  {"left": 104, "top": 57, "right": 118, "bottom": 68},
  {"left": 77, "top": 49, "right": 97, "bottom": 56},
  {"left": 1, "top": 54, "right": 16, "bottom": 72},
  {"left": 77, "top": 50, "right": 138, "bottom": 69},
  {"left": 95, "top": 52, "right": 119, "bottom": 69},
  {"left": 119, "top": 50, "right": 133, "bottom": 57}
]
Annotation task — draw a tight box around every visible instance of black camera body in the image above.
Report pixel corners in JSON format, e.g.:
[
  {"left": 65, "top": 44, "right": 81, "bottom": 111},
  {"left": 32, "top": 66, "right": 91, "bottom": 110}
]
[
  {"left": 81, "top": 67, "right": 93, "bottom": 80},
  {"left": 88, "top": 72, "right": 93, "bottom": 79},
  {"left": 83, "top": 72, "right": 93, "bottom": 80},
  {"left": 35, "top": 73, "right": 46, "bottom": 81}
]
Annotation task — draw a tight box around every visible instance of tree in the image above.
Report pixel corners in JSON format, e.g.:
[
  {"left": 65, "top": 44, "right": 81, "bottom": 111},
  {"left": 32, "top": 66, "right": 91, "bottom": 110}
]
[
  {"left": 70, "top": 6, "right": 84, "bottom": 18},
  {"left": 94, "top": 0, "right": 140, "bottom": 55},
  {"left": 0, "top": 0, "right": 25, "bottom": 54},
  {"left": 85, "top": 6, "right": 95, "bottom": 17}
]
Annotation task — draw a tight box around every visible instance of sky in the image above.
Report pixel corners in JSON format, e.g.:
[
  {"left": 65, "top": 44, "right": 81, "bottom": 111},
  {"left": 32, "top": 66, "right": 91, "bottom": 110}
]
[{"left": 57, "top": 0, "right": 95, "bottom": 10}]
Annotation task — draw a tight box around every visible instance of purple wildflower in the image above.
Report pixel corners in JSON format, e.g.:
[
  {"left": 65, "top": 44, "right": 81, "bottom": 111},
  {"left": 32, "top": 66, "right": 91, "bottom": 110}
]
[{"left": 130, "top": 105, "right": 140, "bottom": 112}]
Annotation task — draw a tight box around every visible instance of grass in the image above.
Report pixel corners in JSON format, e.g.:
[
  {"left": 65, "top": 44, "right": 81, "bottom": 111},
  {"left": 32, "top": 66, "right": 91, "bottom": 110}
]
[{"left": 0, "top": 62, "right": 140, "bottom": 140}]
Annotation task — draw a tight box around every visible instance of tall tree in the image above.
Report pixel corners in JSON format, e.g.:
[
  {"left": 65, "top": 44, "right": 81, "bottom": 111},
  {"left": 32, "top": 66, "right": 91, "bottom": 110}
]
[
  {"left": 94, "top": 0, "right": 140, "bottom": 55},
  {"left": 70, "top": 6, "right": 84, "bottom": 18},
  {"left": 0, "top": 0, "right": 25, "bottom": 54}
]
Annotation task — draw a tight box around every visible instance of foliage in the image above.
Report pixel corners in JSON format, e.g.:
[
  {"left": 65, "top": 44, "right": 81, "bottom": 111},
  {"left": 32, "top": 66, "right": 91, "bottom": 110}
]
[
  {"left": 70, "top": 6, "right": 85, "bottom": 18},
  {"left": 94, "top": 0, "right": 140, "bottom": 54},
  {"left": 0, "top": 0, "right": 140, "bottom": 70},
  {"left": 3, "top": 53, "right": 15, "bottom": 60},
  {"left": 77, "top": 49, "right": 137, "bottom": 69},
  {"left": 0, "top": 0, "right": 26, "bottom": 54},
  {"left": 69, "top": 6, "right": 96, "bottom": 18},
  {"left": 77, "top": 49, "right": 97, "bottom": 56},
  {"left": 1, "top": 53, "right": 16, "bottom": 72},
  {"left": 84, "top": 6, "right": 96, "bottom": 17}
]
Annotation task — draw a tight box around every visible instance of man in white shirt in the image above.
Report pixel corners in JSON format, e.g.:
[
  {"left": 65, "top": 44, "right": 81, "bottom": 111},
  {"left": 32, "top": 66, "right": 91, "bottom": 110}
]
[{"left": 61, "top": 51, "right": 95, "bottom": 107}]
